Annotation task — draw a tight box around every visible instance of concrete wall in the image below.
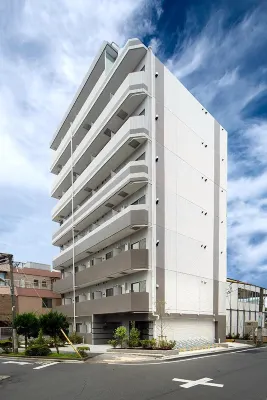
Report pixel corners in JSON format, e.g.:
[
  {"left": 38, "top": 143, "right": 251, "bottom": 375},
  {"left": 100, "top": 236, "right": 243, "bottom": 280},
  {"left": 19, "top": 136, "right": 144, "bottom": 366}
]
[{"left": 160, "top": 66, "right": 227, "bottom": 340}]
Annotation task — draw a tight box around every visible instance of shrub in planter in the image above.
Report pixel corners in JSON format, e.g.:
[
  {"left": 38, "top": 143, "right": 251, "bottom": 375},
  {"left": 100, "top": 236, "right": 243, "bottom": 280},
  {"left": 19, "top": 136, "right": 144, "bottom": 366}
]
[
  {"left": 77, "top": 346, "right": 90, "bottom": 357},
  {"left": 114, "top": 326, "right": 127, "bottom": 348},
  {"left": 108, "top": 339, "right": 118, "bottom": 348},
  {"left": 158, "top": 340, "right": 176, "bottom": 350},
  {"left": 25, "top": 344, "right": 51, "bottom": 357},
  {"left": 128, "top": 322, "right": 140, "bottom": 348},
  {"left": 68, "top": 332, "right": 83, "bottom": 344},
  {"left": 0, "top": 340, "right": 12, "bottom": 354},
  {"left": 140, "top": 339, "right": 157, "bottom": 349}
]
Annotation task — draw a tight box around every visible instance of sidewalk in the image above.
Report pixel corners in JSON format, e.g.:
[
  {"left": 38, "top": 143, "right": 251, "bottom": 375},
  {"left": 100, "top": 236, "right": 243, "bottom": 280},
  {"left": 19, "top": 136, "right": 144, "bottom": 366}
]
[{"left": 86, "top": 341, "right": 254, "bottom": 364}]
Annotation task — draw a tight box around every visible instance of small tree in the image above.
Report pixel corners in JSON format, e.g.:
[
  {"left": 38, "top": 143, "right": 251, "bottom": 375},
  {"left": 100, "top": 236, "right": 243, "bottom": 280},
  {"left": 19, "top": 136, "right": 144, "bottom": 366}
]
[
  {"left": 14, "top": 313, "right": 39, "bottom": 348},
  {"left": 155, "top": 300, "right": 168, "bottom": 340},
  {"left": 39, "top": 311, "right": 68, "bottom": 354},
  {"left": 114, "top": 326, "right": 127, "bottom": 348},
  {"left": 128, "top": 321, "right": 140, "bottom": 347}
]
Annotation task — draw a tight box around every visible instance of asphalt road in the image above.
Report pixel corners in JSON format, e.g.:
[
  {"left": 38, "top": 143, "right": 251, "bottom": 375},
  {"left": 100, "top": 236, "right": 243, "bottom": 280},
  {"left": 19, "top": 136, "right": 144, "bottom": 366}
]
[{"left": 1, "top": 347, "right": 267, "bottom": 399}]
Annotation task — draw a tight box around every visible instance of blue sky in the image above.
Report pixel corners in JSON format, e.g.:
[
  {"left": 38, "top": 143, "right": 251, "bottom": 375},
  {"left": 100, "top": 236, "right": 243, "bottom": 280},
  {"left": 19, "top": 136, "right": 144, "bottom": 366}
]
[{"left": 0, "top": 0, "right": 267, "bottom": 286}]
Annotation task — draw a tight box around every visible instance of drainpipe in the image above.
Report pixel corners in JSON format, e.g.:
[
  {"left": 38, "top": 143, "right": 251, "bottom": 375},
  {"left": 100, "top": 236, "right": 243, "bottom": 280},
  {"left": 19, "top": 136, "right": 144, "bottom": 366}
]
[{"left": 70, "top": 122, "right": 76, "bottom": 332}]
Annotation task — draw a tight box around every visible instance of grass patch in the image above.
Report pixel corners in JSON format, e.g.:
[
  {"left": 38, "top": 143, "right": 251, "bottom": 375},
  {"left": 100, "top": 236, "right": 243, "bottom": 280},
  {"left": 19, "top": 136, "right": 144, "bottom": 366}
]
[
  {"left": 47, "top": 353, "right": 83, "bottom": 359},
  {"left": 0, "top": 351, "right": 84, "bottom": 360}
]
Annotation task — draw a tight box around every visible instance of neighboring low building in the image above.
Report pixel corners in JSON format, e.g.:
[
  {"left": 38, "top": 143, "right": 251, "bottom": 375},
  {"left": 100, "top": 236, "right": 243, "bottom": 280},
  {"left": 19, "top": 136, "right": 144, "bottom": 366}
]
[
  {"left": 0, "top": 261, "right": 12, "bottom": 326},
  {"left": 0, "top": 260, "right": 61, "bottom": 327},
  {"left": 226, "top": 278, "right": 267, "bottom": 337}
]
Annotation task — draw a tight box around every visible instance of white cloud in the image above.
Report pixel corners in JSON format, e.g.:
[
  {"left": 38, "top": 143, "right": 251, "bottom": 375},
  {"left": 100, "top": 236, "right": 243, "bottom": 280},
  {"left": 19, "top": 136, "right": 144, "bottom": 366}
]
[{"left": 0, "top": 0, "right": 161, "bottom": 263}]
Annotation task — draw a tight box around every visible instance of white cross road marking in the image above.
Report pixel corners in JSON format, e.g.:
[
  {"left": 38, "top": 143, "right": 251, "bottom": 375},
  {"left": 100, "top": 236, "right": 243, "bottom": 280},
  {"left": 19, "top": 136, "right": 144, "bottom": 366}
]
[
  {"left": 2, "top": 361, "right": 31, "bottom": 365},
  {"left": 33, "top": 362, "right": 59, "bottom": 370},
  {"left": 173, "top": 377, "right": 224, "bottom": 389}
]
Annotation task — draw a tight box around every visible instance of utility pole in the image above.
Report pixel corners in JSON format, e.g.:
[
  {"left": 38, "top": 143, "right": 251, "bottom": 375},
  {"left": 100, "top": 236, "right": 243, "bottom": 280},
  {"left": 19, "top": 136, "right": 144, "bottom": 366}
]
[
  {"left": 0, "top": 252, "right": 18, "bottom": 353},
  {"left": 256, "top": 287, "right": 264, "bottom": 347}
]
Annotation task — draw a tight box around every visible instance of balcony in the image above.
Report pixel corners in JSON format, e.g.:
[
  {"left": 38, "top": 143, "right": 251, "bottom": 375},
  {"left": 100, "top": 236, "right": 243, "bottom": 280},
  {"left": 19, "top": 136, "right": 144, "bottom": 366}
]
[
  {"left": 51, "top": 120, "right": 148, "bottom": 218},
  {"left": 53, "top": 249, "right": 148, "bottom": 293},
  {"left": 57, "top": 291, "right": 149, "bottom": 317},
  {"left": 51, "top": 112, "right": 148, "bottom": 199},
  {"left": 52, "top": 162, "right": 148, "bottom": 246},
  {"left": 53, "top": 206, "right": 148, "bottom": 269},
  {"left": 51, "top": 68, "right": 148, "bottom": 178},
  {"left": 51, "top": 39, "right": 147, "bottom": 152}
]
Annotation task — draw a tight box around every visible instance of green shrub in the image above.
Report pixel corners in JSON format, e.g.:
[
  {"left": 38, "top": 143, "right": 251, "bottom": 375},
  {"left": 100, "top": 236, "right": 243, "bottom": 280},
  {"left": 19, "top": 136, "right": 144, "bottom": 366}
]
[
  {"left": 77, "top": 346, "right": 90, "bottom": 357},
  {"left": 114, "top": 326, "right": 127, "bottom": 348},
  {"left": 243, "top": 333, "right": 250, "bottom": 340},
  {"left": 158, "top": 340, "right": 176, "bottom": 350},
  {"left": 25, "top": 344, "right": 51, "bottom": 357},
  {"left": 128, "top": 322, "right": 140, "bottom": 348},
  {"left": 108, "top": 339, "right": 118, "bottom": 348},
  {"left": 0, "top": 340, "right": 12, "bottom": 354},
  {"left": 140, "top": 339, "right": 157, "bottom": 349},
  {"left": 68, "top": 332, "right": 83, "bottom": 344},
  {"left": 226, "top": 333, "right": 232, "bottom": 339}
]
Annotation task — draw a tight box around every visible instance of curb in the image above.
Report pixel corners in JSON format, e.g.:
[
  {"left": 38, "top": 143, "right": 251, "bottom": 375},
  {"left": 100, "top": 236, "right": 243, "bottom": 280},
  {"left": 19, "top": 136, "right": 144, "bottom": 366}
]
[{"left": 158, "top": 346, "right": 255, "bottom": 362}]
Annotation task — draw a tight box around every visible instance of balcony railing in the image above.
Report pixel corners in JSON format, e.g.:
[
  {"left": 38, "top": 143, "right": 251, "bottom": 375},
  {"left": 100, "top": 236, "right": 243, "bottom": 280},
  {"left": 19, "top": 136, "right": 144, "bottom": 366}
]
[
  {"left": 53, "top": 249, "right": 148, "bottom": 293},
  {"left": 51, "top": 119, "right": 148, "bottom": 220},
  {"left": 53, "top": 206, "right": 148, "bottom": 269},
  {"left": 51, "top": 70, "right": 148, "bottom": 177},
  {"left": 57, "top": 291, "right": 149, "bottom": 317},
  {"left": 52, "top": 162, "right": 148, "bottom": 247},
  {"left": 51, "top": 113, "right": 148, "bottom": 199}
]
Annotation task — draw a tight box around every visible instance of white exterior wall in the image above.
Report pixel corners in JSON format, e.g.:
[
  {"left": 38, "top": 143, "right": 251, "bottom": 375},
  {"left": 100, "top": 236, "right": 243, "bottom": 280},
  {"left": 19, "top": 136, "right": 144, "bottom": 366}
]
[
  {"left": 162, "top": 67, "right": 227, "bottom": 339},
  {"left": 156, "top": 318, "right": 215, "bottom": 342}
]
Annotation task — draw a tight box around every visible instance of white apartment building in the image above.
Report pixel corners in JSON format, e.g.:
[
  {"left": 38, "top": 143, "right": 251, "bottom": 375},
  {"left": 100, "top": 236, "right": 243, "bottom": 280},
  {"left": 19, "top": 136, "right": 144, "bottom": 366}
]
[{"left": 51, "top": 38, "right": 227, "bottom": 344}]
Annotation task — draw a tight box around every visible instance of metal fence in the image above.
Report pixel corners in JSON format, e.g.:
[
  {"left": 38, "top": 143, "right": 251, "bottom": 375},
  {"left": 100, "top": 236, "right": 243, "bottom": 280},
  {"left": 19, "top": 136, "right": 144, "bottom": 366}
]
[{"left": 0, "top": 327, "right": 12, "bottom": 340}]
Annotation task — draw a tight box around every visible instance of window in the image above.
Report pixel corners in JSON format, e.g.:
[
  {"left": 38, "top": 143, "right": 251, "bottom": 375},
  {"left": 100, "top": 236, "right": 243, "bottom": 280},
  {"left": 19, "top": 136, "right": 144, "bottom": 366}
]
[
  {"left": 41, "top": 280, "right": 47, "bottom": 288},
  {"left": 105, "top": 251, "right": 113, "bottom": 260},
  {"left": 75, "top": 266, "right": 79, "bottom": 273},
  {"left": 136, "top": 152, "right": 145, "bottom": 161},
  {"left": 131, "top": 280, "right": 146, "bottom": 293},
  {"left": 131, "top": 238, "right": 146, "bottom": 250},
  {"left": 140, "top": 65, "right": 145, "bottom": 71},
  {"left": 92, "top": 291, "right": 102, "bottom": 300},
  {"left": 42, "top": 298, "right": 52, "bottom": 308},
  {"left": 106, "top": 288, "right": 114, "bottom": 297},
  {"left": 76, "top": 323, "right": 82, "bottom": 333},
  {"left": 139, "top": 108, "right": 145, "bottom": 116},
  {"left": 131, "top": 195, "right": 145, "bottom": 206},
  {"left": 75, "top": 296, "right": 79, "bottom": 303},
  {"left": 0, "top": 272, "right": 6, "bottom": 286},
  {"left": 33, "top": 279, "right": 39, "bottom": 288}
]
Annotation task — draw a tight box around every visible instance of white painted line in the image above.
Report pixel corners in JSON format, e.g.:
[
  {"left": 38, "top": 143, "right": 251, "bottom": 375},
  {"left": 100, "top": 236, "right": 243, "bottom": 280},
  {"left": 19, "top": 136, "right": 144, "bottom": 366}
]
[
  {"left": 2, "top": 361, "right": 31, "bottom": 365},
  {"left": 173, "top": 377, "right": 224, "bottom": 389},
  {"left": 113, "top": 346, "right": 261, "bottom": 366},
  {"left": 0, "top": 375, "right": 10, "bottom": 381},
  {"left": 33, "top": 362, "right": 59, "bottom": 370}
]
